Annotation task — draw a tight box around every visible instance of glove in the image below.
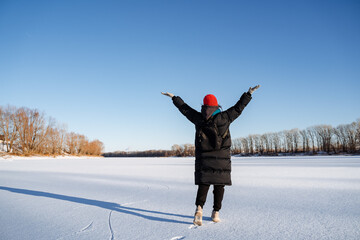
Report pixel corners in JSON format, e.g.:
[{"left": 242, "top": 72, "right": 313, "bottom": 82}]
[
  {"left": 248, "top": 85, "right": 261, "bottom": 94},
  {"left": 161, "top": 92, "right": 175, "bottom": 98}
]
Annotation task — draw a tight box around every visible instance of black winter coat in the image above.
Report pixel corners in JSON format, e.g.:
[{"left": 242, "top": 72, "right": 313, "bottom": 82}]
[{"left": 172, "top": 92, "right": 252, "bottom": 185}]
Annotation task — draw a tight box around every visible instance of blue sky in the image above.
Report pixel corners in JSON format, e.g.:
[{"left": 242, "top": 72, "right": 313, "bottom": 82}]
[{"left": 1, "top": 0, "right": 359, "bottom": 152}]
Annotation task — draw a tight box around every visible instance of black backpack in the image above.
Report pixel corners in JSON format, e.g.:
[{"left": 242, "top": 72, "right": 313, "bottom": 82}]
[{"left": 198, "top": 116, "right": 229, "bottom": 151}]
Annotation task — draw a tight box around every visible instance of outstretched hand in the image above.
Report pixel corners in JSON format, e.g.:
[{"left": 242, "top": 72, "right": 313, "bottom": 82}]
[
  {"left": 161, "top": 92, "right": 174, "bottom": 98},
  {"left": 248, "top": 85, "right": 261, "bottom": 94}
]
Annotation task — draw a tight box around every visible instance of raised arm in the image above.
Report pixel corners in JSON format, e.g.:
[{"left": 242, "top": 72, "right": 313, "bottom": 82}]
[
  {"left": 223, "top": 85, "right": 260, "bottom": 123},
  {"left": 161, "top": 92, "right": 202, "bottom": 125}
]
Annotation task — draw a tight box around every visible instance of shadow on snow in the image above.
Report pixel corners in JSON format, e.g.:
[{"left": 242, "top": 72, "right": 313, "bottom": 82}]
[{"left": 0, "top": 186, "right": 200, "bottom": 224}]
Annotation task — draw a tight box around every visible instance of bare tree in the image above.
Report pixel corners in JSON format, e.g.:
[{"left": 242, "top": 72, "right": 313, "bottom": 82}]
[
  {"left": 334, "top": 124, "right": 348, "bottom": 153},
  {"left": 16, "top": 107, "right": 50, "bottom": 154},
  {"left": 248, "top": 135, "right": 254, "bottom": 155},
  {"left": 45, "top": 120, "right": 67, "bottom": 155},
  {"left": 0, "top": 106, "right": 19, "bottom": 153},
  {"left": 65, "top": 132, "right": 78, "bottom": 154},
  {"left": 87, "top": 139, "right": 104, "bottom": 156},
  {"left": 290, "top": 129, "right": 300, "bottom": 153},
  {"left": 270, "top": 132, "right": 280, "bottom": 154},
  {"left": 306, "top": 127, "right": 317, "bottom": 153},
  {"left": 261, "top": 133, "right": 271, "bottom": 154},
  {"left": 252, "top": 134, "right": 262, "bottom": 154},
  {"left": 314, "top": 125, "right": 333, "bottom": 153},
  {"left": 283, "top": 130, "right": 293, "bottom": 153},
  {"left": 345, "top": 122, "right": 357, "bottom": 153},
  {"left": 299, "top": 129, "right": 309, "bottom": 153},
  {"left": 171, "top": 144, "right": 182, "bottom": 156},
  {"left": 241, "top": 137, "right": 250, "bottom": 155},
  {"left": 231, "top": 138, "right": 242, "bottom": 155},
  {"left": 77, "top": 134, "right": 88, "bottom": 154},
  {"left": 183, "top": 144, "right": 195, "bottom": 156}
]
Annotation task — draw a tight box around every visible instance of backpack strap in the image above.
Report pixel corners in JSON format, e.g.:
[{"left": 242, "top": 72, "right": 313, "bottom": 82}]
[
  {"left": 208, "top": 115, "right": 229, "bottom": 139},
  {"left": 221, "top": 128, "right": 229, "bottom": 139}
]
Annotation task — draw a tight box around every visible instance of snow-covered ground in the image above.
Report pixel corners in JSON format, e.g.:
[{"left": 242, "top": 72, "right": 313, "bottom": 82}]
[{"left": 0, "top": 156, "right": 359, "bottom": 240}]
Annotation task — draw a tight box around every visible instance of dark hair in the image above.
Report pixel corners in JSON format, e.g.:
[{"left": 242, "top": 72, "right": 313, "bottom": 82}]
[{"left": 201, "top": 104, "right": 222, "bottom": 110}]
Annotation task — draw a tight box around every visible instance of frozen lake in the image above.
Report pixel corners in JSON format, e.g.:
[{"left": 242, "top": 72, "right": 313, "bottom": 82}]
[{"left": 1, "top": 156, "right": 360, "bottom": 240}]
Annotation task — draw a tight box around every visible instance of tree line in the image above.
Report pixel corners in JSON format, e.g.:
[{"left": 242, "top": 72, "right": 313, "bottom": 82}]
[
  {"left": 103, "top": 150, "right": 174, "bottom": 158},
  {"left": 104, "top": 119, "right": 360, "bottom": 157},
  {"left": 103, "top": 144, "right": 195, "bottom": 158},
  {"left": 0, "top": 105, "right": 104, "bottom": 156},
  {"left": 232, "top": 120, "right": 360, "bottom": 156}
]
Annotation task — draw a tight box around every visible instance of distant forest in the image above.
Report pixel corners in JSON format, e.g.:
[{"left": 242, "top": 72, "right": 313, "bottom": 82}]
[
  {"left": 104, "top": 119, "right": 360, "bottom": 157},
  {"left": 0, "top": 105, "right": 104, "bottom": 156}
]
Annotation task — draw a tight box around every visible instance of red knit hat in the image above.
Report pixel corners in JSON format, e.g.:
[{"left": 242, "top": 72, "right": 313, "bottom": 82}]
[{"left": 203, "top": 94, "right": 218, "bottom": 106}]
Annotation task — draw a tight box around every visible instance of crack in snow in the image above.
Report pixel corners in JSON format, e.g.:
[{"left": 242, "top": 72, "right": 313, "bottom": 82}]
[{"left": 108, "top": 210, "right": 114, "bottom": 240}]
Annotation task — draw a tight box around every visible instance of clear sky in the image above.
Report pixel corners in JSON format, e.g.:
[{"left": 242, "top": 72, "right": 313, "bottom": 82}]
[{"left": 1, "top": 0, "right": 359, "bottom": 152}]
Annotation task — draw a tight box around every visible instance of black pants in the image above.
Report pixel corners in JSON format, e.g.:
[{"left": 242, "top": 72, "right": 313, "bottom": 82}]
[{"left": 195, "top": 184, "right": 225, "bottom": 211}]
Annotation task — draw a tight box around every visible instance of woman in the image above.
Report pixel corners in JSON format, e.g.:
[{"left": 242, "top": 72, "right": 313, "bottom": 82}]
[{"left": 161, "top": 85, "right": 260, "bottom": 226}]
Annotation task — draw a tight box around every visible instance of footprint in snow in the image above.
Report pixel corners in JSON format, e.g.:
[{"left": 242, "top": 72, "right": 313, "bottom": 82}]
[
  {"left": 80, "top": 221, "right": 93, "bottom": 232},
  {"left": 189, "top": 221, "right": 216, "bottom": 229},
  {"left": 55, "top": 221, "right": 94, "bottom": 240},
  {"left": 188, "top": 224, "right": 198, "bottom": 229}
]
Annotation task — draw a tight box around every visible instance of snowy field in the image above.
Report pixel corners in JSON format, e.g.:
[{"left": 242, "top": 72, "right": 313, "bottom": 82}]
[{"left": 1, "top": 156, "right": 359, "bottom": 240}]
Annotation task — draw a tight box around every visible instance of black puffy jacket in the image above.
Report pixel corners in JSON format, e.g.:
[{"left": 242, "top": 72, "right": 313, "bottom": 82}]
[{"left": 172, "top": 92, "right": 252, "bottom": 185}]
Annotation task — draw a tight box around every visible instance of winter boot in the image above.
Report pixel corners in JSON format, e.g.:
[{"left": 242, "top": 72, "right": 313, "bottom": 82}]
[
  {"left": 211, "top": 210, "right": 220, "bottom": 223},
  {"left": 193, "top": 205, "right": 203, "bottom": 226}
]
